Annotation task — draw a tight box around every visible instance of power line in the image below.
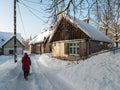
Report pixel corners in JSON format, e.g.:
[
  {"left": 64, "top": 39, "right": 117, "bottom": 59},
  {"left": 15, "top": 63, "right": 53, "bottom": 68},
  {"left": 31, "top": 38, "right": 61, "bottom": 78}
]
[
  {"left": 22, "top": 0, "right": 42, "bottom": 4},
  {"left": 20, "top": 2, "right": 51, "bottom": 22},
  {"left": 17, "top": 3, "right": 27, "bottom": 39},
  {"left": 18, "top": 1, "right": 49, "bottom": 24},
  {"left": 19, "top": 1, "right": 44, "bottom": 14}
]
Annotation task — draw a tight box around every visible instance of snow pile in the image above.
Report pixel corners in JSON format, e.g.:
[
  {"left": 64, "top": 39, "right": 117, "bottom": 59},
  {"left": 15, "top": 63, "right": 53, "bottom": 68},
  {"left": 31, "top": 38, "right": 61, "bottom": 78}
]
[
  {"left": 38, "top": 53, "right": 70, "bottom": 68},
  {"left": 36, "top": 51, "right": 120, "bottom": 90},
  {"left": 58, "top": 52, "right": 120, "bottom": 90}
]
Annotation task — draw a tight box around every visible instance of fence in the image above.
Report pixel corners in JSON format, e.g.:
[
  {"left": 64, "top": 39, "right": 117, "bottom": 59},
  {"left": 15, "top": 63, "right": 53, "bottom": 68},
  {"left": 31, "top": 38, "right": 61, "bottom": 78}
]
[{"left": 88, "top": 47, "right": 120, "bottom": 58}]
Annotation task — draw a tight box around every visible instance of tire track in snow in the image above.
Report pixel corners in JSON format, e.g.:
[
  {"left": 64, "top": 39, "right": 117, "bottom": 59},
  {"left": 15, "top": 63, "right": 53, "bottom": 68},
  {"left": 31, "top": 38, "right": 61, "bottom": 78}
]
[
  {"left": 31, "top": 56, "right": 56, "bottom": 90},
  {"left": 0, "top": 57, "right": 37, "bottom": 90},
  {"left": 30, "top": 55, "right": 75, "bottom": 90}
]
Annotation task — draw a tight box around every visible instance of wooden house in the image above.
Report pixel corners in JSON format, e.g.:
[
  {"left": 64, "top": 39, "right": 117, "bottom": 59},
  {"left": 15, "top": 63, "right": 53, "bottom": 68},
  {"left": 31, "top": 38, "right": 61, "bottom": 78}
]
[
  {"left": 0, "top": 32, "right": 24, "bottom": 55},
  {"left": 29, "top": 30, "right": 52, "bottom": 54},
  {"left": 49, "top": 14, "right": 112, "bottom": 60}
]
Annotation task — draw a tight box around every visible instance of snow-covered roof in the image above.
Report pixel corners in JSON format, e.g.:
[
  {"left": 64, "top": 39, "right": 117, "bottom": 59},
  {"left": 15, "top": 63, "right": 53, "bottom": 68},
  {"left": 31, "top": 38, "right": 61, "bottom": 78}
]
[
  {"left": 49, "top": 13, "right": 112, "bottom": 43},
  {"left": 29, "top": 29, "right": 51, "bottom": 45},
  {"left": 0, "top": 32, "right": 24, "bottom": 48},
  {"left": 69, "top": 16, "right": 112, "bottom": 42}
]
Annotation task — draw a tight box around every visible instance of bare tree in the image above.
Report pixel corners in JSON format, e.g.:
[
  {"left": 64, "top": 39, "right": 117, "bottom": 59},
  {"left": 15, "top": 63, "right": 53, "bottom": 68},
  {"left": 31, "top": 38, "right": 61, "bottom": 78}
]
[
  {"left": 42, "top": 0, "right": 89, "bottom": 23},
  {"left": 92, "top": 0, "right": 120, "bottom": 47},
  {"left": 42, "top": 0, "right": 120, "bottom": 47}
]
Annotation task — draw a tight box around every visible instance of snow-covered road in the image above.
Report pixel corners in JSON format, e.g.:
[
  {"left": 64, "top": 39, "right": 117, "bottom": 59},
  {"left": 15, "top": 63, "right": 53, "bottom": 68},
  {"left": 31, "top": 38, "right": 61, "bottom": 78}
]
[
  {"left": 1, "top": 51, "right": 120, "bottom": 90},
  {"left": 30, "top": 56, "right": 74, "bottom": 90},
  {"left": 0, "top": 55, "right": 74, "bottom": 90}
]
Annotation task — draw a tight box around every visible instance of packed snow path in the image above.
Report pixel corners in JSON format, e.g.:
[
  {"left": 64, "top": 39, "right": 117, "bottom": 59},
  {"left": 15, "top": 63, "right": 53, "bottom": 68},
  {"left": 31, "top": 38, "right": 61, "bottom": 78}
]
[
  {"left": 0, "top": 55, "right": 75, "bottom": 90},
  {"left": 30, "top": 56, "right": 74, "bottom": 90},
  {"left": 1, "top": 51, "right": 120, "bottom": 90}
]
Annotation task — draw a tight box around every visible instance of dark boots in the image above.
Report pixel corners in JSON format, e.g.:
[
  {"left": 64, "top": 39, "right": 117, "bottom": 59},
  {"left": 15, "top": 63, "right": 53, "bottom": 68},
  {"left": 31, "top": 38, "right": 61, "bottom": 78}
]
[{"left": 24, "top": 71, "right": 29, "bottom": 80}]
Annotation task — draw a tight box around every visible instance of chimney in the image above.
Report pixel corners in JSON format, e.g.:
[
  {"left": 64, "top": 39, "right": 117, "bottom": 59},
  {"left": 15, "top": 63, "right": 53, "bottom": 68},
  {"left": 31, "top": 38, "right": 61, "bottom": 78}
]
[{"left": 82, "top": 17, "right": 89, "bottom": 23}]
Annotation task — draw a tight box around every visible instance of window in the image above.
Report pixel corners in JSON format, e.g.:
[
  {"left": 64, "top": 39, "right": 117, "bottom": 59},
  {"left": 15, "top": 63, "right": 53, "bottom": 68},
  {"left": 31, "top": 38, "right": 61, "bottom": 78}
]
[
  {"left": 9, "top": 50, "right": 13, "bottom": 54},
  {"left": 69, "top": 41, "right": 80, "bottom": 55}
]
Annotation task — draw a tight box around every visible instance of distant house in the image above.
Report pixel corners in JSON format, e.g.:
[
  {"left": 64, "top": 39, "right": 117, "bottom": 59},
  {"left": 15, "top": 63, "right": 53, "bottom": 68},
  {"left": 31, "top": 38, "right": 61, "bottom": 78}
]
[
  {"left": 0, "top": 32, "right": 24, "bottom": 55},
  {"left": 29, "top": 29, "right": 52, "bottom": 54},
  {"left": 49, "top": 13, "right": 112, "bottom": 60}
]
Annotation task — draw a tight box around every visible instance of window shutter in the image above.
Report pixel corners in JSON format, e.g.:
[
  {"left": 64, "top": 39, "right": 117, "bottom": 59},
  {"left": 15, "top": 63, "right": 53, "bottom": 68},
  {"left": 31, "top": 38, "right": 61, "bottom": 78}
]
[{"left": 64, "top": 43, "right": 69, "bottom": 54}]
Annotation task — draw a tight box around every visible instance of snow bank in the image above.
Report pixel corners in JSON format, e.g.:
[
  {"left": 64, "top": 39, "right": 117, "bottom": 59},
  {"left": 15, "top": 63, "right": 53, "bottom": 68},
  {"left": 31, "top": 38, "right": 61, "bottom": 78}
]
[
  {"left": 36, "top": 52, "right": 120, "bottom": 90},
  {"left": 58, "top": 52, "right": 120, "bottom": 90},
  {"left": 0, "top": 57, "right": 21, "bottom": 80},
  {"left": 38, "top": 53, "right": 71, "bottom": 69}
]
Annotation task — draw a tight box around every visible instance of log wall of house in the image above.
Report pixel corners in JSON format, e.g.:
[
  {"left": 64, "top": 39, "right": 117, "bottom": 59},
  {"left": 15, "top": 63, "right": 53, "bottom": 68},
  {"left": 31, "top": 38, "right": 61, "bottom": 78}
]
[
  {"left": 80, "top": 39, "right": 87, "bottom": 58},
  {"left": 32, "top": 44, "right": 36, "bottom": 53},
  {"left": 51, "top": 19, "right": 89, "bottom": 42},
  {"left": 30, "top": 44, "right": 40, "bottom": 54},
  {"left": 30, "top": 43, "right": 51, "bottom": 54},
  {"left": 0, "top": 48, "right": 2, "bottom": 55},
  {"left": 90, "top": 40, "right": 110, "bottom": 54},
  {"left": 50, "top": 18, "right": 90, "bottom": 60},
  {"left": 52, "top": 40, "right": 110, "bottom": 60},
  {"left": 50, "top": 16, "right": 112, "bottom": 60},
  {"left": 52, "top": 39, "right": 87, "bottom": 61},
  {"left": 29, "top": 45, "right": 33, "bottom": 53},
  {"left": 35, "top": 44, "right": 41, "bottom": 54},
  {"left": 44, "top": 43, "right": 52, "bottom": 53}
]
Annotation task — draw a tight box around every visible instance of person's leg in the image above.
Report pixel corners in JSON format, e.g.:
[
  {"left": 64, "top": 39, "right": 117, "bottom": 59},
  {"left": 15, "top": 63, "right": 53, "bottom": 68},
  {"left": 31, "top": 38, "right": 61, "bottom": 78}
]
[
  {"left": 28, "top": 70, "right": 30, "bottom": 75},
  {"left": 26, "top": 71, "right": 29, "bottom": 76},
  {"left": 24, "top": 71, "right": 28, "bottom": 80},
  {"left": 24, "top": 71, "right": 26, "bottom": 79}
]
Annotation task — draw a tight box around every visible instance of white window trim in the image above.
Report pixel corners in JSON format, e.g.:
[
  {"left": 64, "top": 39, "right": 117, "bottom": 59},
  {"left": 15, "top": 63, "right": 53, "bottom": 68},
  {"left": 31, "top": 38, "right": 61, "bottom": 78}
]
[{"left": 68, "top": 41, "right": 80, "bottom": 56}]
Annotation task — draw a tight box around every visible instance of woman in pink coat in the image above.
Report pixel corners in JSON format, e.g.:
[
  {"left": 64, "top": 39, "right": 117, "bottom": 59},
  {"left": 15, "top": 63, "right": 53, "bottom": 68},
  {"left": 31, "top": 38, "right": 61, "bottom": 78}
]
[{"left": 21, "top": 53, "right": 31, "bottom": 80}]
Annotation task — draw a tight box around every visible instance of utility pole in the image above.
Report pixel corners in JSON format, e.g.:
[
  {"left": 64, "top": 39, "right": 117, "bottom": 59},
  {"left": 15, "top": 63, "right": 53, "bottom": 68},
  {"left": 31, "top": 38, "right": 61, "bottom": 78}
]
[{"left": 14, "top": 0, "right": 17, "bottom": 63}]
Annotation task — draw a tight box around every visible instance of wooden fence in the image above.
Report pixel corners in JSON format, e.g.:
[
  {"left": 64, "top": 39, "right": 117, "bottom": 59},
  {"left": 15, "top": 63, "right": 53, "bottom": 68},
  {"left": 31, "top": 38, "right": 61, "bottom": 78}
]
[{"left": 88, "top": 47, "right": 120, "bottom": 58}]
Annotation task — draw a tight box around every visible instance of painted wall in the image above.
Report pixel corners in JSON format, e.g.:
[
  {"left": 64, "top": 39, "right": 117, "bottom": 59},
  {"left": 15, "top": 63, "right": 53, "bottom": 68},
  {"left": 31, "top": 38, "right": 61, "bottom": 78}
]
[
  {"left": 52, "top": 42, "right": 66, "bottom": 57},
  {"left": 3, "top": 38, "right": 24, "bottom": 55},
  {"left": 4, "top": 48, "right": 23, "bottom": 55}
]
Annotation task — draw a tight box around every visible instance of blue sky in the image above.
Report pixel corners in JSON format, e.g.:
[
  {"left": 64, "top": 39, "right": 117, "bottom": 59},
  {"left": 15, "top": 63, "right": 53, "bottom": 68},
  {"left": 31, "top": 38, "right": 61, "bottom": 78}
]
[
  {"left": 0, "top": 0, "right": 50, "bottom": 39},
  {"left": 0, "top": 0, "right": 90, "bottom": 39}
]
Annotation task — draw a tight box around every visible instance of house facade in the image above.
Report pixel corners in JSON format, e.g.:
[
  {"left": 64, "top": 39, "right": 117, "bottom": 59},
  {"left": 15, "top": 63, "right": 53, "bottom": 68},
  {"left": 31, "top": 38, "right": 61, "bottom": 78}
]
[
  {"left": 0, "top": 32, "right": 24, "bottom": 55},
  {"left": 29, "top": 30, "right": 52, "bottom": 54},
  {"left": 29, "top": 42, "right": 51, "bottom": 54},
  {"left": 49, "top": 14, "right": 112, "bottom": 60}
]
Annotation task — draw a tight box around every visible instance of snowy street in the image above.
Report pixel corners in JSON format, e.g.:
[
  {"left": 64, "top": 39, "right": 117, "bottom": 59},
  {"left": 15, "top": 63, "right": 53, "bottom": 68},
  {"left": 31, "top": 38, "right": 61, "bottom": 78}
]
[
  {"left": 0, "top": 54, "right": 74, "bottom": 90},
  {"left": 0, "top": 52, "right": 120, "bottom": 90},
  {"left": 30, "top": 56, "right": 74, "bottom": 90},
  {"left": 1, "top": 0, "right": 120, "bottom": 90}
]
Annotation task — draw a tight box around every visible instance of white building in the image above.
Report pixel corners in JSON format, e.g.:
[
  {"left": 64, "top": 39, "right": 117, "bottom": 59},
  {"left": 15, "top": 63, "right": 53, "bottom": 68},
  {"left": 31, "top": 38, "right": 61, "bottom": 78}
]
[{"left": 0, "top": 32, "right": 24, "bottom": 55}]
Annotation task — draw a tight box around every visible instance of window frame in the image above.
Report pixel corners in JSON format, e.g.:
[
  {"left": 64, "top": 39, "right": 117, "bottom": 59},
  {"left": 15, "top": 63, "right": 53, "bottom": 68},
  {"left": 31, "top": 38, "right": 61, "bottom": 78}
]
[{"left": 68, "top": 41, "right": 80, "bottom": 56}]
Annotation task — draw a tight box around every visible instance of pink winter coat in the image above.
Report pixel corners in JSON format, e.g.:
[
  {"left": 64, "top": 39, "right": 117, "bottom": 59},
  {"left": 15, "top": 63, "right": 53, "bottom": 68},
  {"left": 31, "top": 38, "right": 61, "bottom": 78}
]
[{"left": 22, "top": 53, "right": 31, "bottom": 71}]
